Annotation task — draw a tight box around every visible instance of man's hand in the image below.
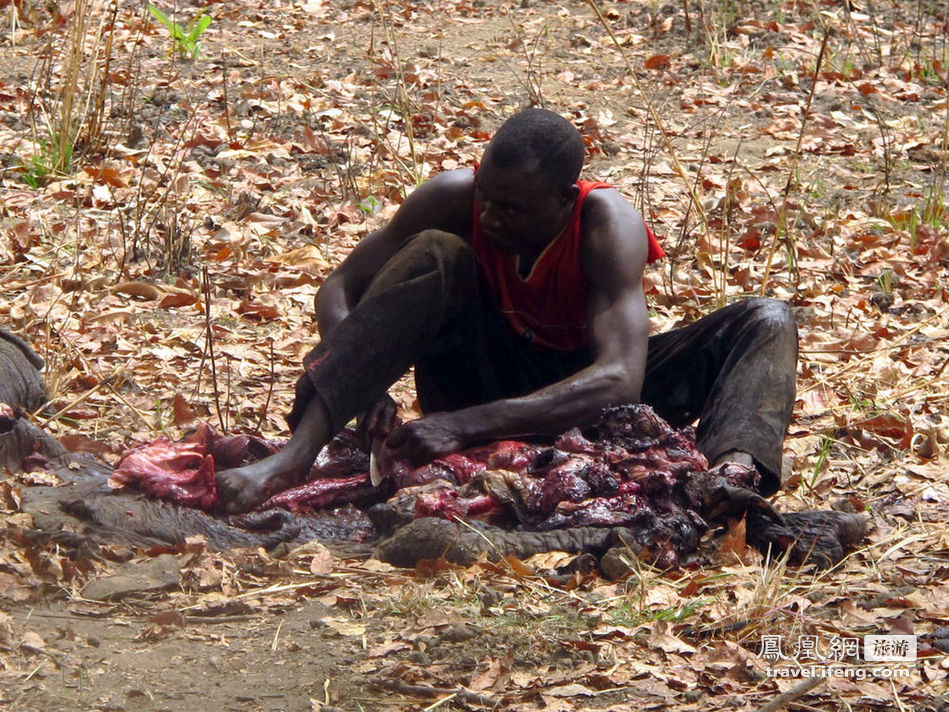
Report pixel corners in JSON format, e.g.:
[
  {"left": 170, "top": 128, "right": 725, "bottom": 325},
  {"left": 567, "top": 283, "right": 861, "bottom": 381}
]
[
  {"left": 386, "top": 412, "right": 467, "bottom": 467},
  {"left": 356, "top": 394, "right": 399, "bottom": 449}
]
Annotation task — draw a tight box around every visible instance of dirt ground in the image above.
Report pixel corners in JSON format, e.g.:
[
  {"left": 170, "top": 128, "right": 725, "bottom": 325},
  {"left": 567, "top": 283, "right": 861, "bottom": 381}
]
[{"left": 1, "top": 0, "right": 948, "bottom": 710}]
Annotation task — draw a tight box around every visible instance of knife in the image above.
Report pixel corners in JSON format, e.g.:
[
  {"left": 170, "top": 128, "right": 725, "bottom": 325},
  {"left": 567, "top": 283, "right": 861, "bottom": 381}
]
[{"left": 369, "top": 436, "right": 383, "bottom": 487}]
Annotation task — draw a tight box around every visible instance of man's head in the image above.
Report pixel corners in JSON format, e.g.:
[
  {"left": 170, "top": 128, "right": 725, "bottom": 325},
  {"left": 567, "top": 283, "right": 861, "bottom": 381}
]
[
  {"left": 476, "top": 108, "right": 585, "bottom": 254},
  {"left": 483, "top": 107, "right": 585, "bottom": 189}
]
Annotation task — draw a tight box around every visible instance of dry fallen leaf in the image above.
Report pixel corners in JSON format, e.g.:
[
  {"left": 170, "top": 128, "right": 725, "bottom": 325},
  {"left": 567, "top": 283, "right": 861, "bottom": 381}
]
[
  {"left": 19, "top": 630, "right": 47, "bottom": 654},
  {"left": 322, "top": 617, "right": 367, "bottom": 637},
  {"left": 308, "top": 544, "right": 335, "bottom": 575}
]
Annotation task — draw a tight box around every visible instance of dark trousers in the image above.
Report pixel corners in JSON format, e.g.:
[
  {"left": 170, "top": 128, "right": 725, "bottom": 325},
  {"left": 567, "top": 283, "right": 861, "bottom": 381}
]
[{"left": 289, "top": 231, "right": 797, "bottom": 496}]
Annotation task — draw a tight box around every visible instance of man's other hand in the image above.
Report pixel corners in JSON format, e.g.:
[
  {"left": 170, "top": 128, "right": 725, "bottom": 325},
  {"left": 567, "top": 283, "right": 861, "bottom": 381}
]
[
  {"left": 356, "top": 393, "right": 398, "bottom": 449},
  {"left": 386, "top": 412, "right": 466, "bottom": 466}
]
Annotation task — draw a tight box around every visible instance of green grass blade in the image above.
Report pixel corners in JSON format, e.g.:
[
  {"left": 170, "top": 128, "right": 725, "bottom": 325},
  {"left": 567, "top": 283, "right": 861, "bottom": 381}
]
[
  {"left": 147, "top": 4, "right": 187, "bottom": 42},
  {"left": 146, "top": 4, "right": 173, "bottom": 31},
  {"left": 187, "top": 14, "right": 211, "bottom": 43}
]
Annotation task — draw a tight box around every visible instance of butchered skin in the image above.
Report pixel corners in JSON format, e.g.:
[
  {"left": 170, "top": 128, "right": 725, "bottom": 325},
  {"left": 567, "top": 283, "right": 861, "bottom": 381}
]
[{"left": 77, "top": 404, "right": 864, "bottom": 571}]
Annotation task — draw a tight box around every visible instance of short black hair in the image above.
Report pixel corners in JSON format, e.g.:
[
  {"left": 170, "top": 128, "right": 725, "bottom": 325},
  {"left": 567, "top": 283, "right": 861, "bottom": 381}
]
[{"left": 483, "top": 108, "right": 584, "bottom": 189}]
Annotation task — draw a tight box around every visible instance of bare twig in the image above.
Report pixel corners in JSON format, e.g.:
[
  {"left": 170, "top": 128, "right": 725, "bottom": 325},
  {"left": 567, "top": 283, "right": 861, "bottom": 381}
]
[
  {"left": 584, "top": 0, "right": 715, "bottom": 274},
  {"left": 372, "top": 0, "right": 421, "bottom": 184},
  {"left": 502, "top": 16, "right": 548, "bottom": 106},
  {"left": 759, "top": 28, "right": 830, "bottom": 295},
  {"left": 221, "top": 51, "right": 234, "bottom": 142},
  {"left": 202, "top": 267, "right": 226, "bottom": 432},
  {"left": 754, "top": 676, "right": 823, "bottom": 712},
  {"left": 253, "top": 337, "right": 276, "bottom": 435}
]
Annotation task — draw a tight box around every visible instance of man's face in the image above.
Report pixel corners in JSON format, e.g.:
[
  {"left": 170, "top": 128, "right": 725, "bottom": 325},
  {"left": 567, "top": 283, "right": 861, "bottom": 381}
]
[{"left": 474, "top": 154, "right": 575, "bottom": 255}]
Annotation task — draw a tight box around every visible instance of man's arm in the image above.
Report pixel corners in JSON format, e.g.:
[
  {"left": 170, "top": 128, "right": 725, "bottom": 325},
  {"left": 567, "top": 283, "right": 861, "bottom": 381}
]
[
  {"left": 316, "top": 169, "right": 474, "bottom": 337},
  {"left": 387, "top": 188, "right": 651, "bottom": 463}
]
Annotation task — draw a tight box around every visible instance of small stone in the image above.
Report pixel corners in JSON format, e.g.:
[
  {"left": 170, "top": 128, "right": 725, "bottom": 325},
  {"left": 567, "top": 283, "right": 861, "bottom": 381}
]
[
  {"left": 439, "top": 624, "right": 478, "bottom": 643},
  {"left": 82, "top": 554, "right": 181, "bottom": 601},
  {"left": 599, "top": 545, "right": 639, "bottom": 581}
]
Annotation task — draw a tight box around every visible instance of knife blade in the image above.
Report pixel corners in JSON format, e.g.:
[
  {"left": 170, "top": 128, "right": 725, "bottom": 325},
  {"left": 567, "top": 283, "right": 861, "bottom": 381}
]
[{"left": 369, "top": 437, "right": 382, "bottom": 487}]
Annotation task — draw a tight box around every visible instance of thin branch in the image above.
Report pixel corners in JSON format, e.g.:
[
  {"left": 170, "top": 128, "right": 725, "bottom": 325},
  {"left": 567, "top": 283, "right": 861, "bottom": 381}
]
[
  {"left": 759, "top": 27, "right": 830, "bottom": 294},
  {"left": 202, "top": 266, "right": 226, "bottom": 432}
]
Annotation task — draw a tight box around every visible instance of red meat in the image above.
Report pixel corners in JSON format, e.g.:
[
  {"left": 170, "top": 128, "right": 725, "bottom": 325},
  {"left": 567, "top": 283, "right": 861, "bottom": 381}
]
[
  {"left": 111, "top": 404, "right": 733, "bottom": 568},
  {"left": 111, "top": 437, "right": 218, "bottom": 510},
  {"left": 260, "top": 472, "right": 378, "bottom": 512}
]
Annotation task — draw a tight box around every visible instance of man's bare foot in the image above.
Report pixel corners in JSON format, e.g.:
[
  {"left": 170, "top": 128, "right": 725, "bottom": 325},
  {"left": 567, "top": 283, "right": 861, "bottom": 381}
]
[
  {"left": 216, "top": 463, "right": 275, "bottom": 514},
  {"left": 709, "top": 450, "right": 783, "bottom": 497},
  {"left": 216, "top": 445, "right": 315, "bottom": 513},
  {"left": 217, "top": 393, "right": 334, "bottom": 513}
]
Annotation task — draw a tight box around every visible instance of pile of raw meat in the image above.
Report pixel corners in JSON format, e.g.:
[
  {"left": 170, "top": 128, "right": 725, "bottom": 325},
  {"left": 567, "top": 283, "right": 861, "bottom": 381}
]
[{"left": 111, "top": 405, "right": 760, "bottom": 566}]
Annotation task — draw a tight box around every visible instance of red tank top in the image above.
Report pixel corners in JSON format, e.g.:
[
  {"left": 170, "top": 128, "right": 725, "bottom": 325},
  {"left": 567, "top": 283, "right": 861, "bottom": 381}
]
[{"left": 471, "top": 180, "right": 664, "bottom": 351}]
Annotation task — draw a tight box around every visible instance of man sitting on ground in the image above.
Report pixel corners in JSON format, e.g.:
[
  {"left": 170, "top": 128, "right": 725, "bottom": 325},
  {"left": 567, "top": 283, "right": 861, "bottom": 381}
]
[{"left": 216, "top": 108, "right": 798, "bottom": 513}]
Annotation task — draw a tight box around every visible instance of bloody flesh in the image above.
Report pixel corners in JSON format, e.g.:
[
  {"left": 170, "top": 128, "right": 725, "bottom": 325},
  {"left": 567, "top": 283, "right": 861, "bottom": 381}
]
[
  {"left": 109, "top": 405, "right": 750, "bottom": 566},
  {"left": 112, "top": 407, "right": 721, "bottom": 516},
  {"left": 112, "top": 406, "right": 757, "bottom": 565}
]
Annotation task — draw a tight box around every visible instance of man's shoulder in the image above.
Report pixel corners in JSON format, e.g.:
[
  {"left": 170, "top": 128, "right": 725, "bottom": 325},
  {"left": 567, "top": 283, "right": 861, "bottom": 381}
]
[
  {"left": 578, "top": 184, "right": 649, "bottom": 275},
  {"left": 392, "top": 168, "right": 475, "bottom": 236},
  {"left": 579, "top": 185, "right": 645, "bottom": 236},
  {"left": 580, "top": 183, "right": 635, "bottom": 214},
  {"left": 414, "top": 168, "right": 475, "bottom": 201}
]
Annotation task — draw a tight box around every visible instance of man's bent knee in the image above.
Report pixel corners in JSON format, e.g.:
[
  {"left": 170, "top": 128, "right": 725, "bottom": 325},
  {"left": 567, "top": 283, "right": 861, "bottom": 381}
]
[
  {"left": 742, "top": 297, "right": 797, "bottom": 334},
  {"left": 393, "top": 230, "right": 478, "bottom": 287},
  {"left": 358, "top": 229, "right": 480, "bottom": 307},
  {"left": 402, "top": 230, "right": 471, "bottom": 260}
]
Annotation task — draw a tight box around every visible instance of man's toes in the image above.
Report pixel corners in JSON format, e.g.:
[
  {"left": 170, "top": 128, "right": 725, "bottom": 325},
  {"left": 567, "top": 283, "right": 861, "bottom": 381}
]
[
  {"left": 228, "top": 488, "right": 260, "bottom": 514},
  {"left": 225, "top": 499, "right": 244, "bottom": 514},
  {"left": 216, "top": 478, "right": 236, "bottom": 501}
]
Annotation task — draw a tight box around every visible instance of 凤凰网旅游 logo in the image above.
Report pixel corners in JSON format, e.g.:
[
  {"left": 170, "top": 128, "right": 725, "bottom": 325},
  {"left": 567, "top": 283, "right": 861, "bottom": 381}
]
[{"left": 758, "top": 634, "right": 915, "bottom": 681}]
